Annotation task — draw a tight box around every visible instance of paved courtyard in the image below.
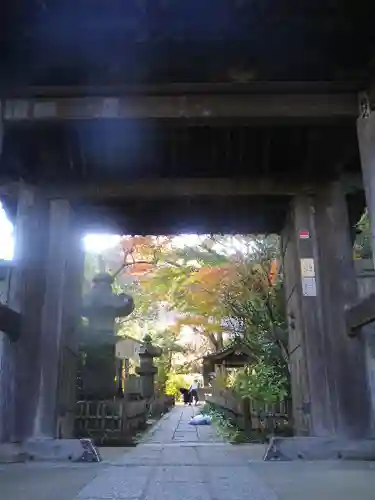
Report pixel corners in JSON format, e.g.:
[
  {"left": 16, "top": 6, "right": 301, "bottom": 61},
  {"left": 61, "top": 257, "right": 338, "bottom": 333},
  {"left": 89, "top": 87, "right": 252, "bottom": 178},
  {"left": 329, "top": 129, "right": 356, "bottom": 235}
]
[
  {"left": 2, "top": 404, "right": 375, "bottom": 499},
  {"left": 73, "top": 405, "right": 375, "bottom": 500}
]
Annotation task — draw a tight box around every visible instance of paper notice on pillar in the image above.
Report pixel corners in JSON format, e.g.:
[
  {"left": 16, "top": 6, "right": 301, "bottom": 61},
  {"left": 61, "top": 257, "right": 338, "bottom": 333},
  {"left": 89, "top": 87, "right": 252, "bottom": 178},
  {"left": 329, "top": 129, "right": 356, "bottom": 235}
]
[
  {"left": 300, "top": 258, "right": 315, "bottom": 278},
  {"left": 302, "top": 277, "right": 317, "bottom": 296}
]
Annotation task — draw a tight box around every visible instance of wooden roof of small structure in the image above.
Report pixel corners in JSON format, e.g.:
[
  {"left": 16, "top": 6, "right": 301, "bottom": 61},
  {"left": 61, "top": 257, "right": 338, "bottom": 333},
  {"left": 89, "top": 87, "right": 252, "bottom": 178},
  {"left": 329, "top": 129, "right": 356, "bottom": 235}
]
[{"left": 203, "top": 341, "right": 257, "bottom": 369}]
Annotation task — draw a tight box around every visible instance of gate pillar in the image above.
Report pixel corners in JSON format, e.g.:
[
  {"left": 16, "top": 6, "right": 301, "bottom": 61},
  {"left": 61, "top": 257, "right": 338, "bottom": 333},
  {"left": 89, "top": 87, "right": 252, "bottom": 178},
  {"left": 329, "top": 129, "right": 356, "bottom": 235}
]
[
  {"left": 3, "top": 185, "right": 49, "bottom": 442},
  {"left": 0, "top": 185, "right": 99, "bottom": 461},
  {"left": 284, "top": 183, "right": 370, "bottom": 438},
  {"left": 35, "top": 199, "right": 83, "bottom": 439},
  {"left": 269, "top": 181, "right": 372, "bottom": 459}
]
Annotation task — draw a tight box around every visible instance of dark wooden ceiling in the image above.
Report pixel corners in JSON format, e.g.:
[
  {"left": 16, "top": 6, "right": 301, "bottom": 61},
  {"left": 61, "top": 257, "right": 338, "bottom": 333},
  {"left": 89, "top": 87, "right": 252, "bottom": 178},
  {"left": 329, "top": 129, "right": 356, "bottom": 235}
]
[
  {"left": 0, "top": 1, "right": 371, "bottom": 234},
  {"left": 1, "top": 1, "right": 375, "bottom": 87},
  {"left": 0, "top": 119, "right": 362, "bottom": 234},
  {"left": 1, "top": 121, "right": 358, "bottom": 182}
]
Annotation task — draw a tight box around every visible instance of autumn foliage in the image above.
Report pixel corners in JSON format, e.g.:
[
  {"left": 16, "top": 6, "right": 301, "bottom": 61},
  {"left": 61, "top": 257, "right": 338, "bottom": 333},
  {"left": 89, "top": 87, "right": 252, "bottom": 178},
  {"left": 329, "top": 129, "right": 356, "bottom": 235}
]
[{"left": 117, "top": 235, "right": 282, "bottom": 355}]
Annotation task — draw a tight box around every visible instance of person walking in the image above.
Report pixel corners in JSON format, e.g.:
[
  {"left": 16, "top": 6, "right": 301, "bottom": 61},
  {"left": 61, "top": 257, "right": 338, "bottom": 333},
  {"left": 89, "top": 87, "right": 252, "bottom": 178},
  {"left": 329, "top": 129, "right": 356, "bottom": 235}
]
[
  {"left": 189, "top": 379, "right": 200, "bottom": 406},
  {"left": 179, "top": 387, "right": 192, "bottom": 405}
]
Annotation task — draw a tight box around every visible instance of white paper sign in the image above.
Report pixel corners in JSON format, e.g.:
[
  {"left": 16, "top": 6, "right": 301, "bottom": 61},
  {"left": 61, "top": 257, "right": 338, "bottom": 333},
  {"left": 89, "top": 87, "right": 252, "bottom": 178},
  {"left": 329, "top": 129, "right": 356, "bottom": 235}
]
[
  {"left": 302, "top": 277, "right": 317, "bottom": 296},
  {"left": 300, "top": 258, "right": 315, "bottom": 278},
  {"left": 5, "top": 99, "right": 29, "bottom": 119},
  {"left": 33, "top": 101, "right": 57, "bottom": 118}
]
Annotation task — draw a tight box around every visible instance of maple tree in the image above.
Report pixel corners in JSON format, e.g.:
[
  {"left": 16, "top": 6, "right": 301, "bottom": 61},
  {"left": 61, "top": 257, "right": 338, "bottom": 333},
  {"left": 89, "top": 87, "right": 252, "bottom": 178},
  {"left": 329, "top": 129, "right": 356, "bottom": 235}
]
[
  {"left": 120, "top": 235, "right": 284, "bottom": 357},
  {"left": 134, "top": 237, "right": 233, "bottom": 352}
]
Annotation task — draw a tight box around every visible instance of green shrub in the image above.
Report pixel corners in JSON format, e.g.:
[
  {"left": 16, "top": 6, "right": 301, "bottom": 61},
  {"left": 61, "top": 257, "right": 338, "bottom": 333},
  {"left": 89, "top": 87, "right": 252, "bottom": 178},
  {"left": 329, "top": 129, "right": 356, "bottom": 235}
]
[
  {"left": 229, "top": 362, "right": 288, "bottom": 405},
  {"left": 165, "top": 373, "right": 189, "bottom": 400}
]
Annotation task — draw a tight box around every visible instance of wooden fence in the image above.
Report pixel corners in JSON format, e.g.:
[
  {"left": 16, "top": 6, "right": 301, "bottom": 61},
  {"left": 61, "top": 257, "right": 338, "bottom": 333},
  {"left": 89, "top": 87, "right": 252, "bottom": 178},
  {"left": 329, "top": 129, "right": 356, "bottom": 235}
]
[
  {"left": 75, "top": 399, "right": 148, "bottom": 445},
  {"left": 206, "top": 389, "right": 291, "bottom": 438},
  {"left": 75, "top": 394, "right": 175, "bottom": 445},
  {"left": 149, "top": 394, "right": 175, "bottom": 418}
]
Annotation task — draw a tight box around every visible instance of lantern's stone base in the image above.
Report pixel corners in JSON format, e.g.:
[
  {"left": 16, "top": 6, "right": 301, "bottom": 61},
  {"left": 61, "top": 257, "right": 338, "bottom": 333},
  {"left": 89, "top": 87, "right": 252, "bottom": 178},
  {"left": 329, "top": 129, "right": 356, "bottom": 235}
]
[
  {"left": 0, "top": 438, "right": 101, "bottom": 463},
  {"left": 264, "top": 436, "right": 375, "bottom": 461}
]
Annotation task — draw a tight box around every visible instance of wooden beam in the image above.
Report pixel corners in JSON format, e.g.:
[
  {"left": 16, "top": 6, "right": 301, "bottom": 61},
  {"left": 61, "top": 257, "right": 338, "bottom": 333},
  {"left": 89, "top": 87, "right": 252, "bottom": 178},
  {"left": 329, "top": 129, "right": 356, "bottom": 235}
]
[
  {"left": 44, "top": 177, "right": 316, "bottom": 199},
  {"left": 346, "top": 293, "right": 375, "bottom": 334},
  {"left": 2, "top": 92, "right": 358, "bottom": 122},
  {"left": 0, "top": 304, "right": 21, "bottom": 342},
  {"left": 2, "top": 81, "right": 362, "bottom": 98},
  {"left": 0, "top": 174, "right": 363, "bottom": 203}
]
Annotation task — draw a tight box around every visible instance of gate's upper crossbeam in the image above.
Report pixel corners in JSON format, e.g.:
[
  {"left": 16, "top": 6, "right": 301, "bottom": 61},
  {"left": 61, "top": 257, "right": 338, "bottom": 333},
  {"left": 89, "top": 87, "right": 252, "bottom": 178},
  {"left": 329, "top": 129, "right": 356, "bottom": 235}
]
[{"left": 3, "top": 91, "right": 358, "bottom": 122}]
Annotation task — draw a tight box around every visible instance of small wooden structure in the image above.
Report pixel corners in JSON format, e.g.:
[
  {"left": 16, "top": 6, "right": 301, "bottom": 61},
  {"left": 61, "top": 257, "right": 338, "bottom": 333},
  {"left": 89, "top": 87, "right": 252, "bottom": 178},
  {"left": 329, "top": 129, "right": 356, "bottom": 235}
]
[
  {"left": 203, "top": 342, "right": 290, "bottom": 438},
  {"left": 202, "top": 341, "right": 256, "bottom": 385}
]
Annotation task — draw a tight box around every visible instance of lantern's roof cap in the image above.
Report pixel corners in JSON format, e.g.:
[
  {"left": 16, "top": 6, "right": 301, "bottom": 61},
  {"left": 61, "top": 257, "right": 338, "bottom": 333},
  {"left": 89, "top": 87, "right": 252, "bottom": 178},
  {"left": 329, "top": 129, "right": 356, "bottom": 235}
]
[{"left": 92, "top": 272, "right": 114, "bottom": 285}]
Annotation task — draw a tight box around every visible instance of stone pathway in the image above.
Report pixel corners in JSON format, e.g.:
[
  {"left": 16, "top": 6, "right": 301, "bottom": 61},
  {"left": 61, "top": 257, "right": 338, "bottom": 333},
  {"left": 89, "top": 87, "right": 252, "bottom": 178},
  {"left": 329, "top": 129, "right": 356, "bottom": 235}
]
[
  {"left": 144, "top": 404, "right": 222, "bottom": 444},
  {"left": 74, "top": 404, "right": 276, "bottom": 500}
]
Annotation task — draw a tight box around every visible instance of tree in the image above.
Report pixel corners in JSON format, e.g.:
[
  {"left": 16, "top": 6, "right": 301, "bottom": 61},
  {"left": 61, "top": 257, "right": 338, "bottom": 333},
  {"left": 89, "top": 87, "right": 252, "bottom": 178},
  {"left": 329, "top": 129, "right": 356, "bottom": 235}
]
[
  {"left": 151, "top": 329, "right": 187, "bottom": 393},
  {"left": 136, "top": 235, "right": 285, "bottom": 357},
  {"left": 137, "top": 237, "right": 234, "bottom": 352},
  {"left": 82, "top": 233, "right": 290, "bottom": 403},
  {"left": 218, "top": 236, "right": 290, "bottom": 401},
  {"left": 136, "top": 233, "right": 290, "bottom": 401}
]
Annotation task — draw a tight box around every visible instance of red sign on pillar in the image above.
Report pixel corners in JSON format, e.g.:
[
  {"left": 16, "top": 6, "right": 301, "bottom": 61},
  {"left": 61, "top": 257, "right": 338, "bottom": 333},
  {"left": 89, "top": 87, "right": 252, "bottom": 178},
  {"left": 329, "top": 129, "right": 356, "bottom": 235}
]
[{"left": 299, "top": 231, "right": 310, "bottom": 239}]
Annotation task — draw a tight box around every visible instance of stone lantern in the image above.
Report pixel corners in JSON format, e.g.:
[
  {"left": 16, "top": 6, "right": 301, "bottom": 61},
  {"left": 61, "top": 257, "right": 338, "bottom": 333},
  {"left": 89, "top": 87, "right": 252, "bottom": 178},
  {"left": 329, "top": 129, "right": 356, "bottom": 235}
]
[
  {"left": 135, "top": 340, "right": 162, "bottom": 400},
  {"left": 82, "top": 272, "right": 134, "bottom": 338},
  {"left": 80, "top": 273, "right": 134, "bottom": 399}
]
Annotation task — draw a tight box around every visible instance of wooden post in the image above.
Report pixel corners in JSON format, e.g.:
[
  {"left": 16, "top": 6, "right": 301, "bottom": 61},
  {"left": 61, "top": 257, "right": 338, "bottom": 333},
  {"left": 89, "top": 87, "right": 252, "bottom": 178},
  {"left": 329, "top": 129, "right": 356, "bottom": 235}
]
[
  {"left": 2, "top": 185, "right": 49, "bottom": 441},
  {"left": 293, "top": 194, "right": 335, "bottom": 436},
  {"left": 35, "top": 199, "right": 83, "bottom": 438},
  {"left": 56, "top": 223, "right": 84, "bottom": 438},
  {"left": 241, "top": 396, "right": 252, "bottom": 435},
  {"left": 314, "top": 182, "right": 371, "bottom": 437},
  {"left": 284, "top": 183, "right": 371, "bottom": 438},
  {"left": 282, "top": 201, "right": 316, "bottom": 435}
]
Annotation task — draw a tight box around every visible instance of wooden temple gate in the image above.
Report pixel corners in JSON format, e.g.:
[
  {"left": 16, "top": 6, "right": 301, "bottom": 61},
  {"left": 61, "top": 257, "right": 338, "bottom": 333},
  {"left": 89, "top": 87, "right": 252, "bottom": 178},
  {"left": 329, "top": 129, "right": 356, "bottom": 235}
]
[{"left": 0, "top": 1, "right": 375, "bottom": 459}]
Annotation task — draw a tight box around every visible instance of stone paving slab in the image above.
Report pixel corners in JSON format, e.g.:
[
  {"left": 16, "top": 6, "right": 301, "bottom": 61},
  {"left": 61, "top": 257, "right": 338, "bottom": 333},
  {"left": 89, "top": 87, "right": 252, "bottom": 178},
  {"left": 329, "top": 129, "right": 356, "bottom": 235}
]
[
  {"left": 144, "top": 482, "right": 211, "bottom": 500},
  {"left": 76, "top": 466, "right": 153, "bottom": 499},
  {"left": 160, "top": 446, "right": 200, "bottom": 465},
  {"left": 251, "top": 460, "right": 375, "bottom": 500},
  {"left": 197, "top": 445, "right": 263, "bottom": 465},
  {"left": 0, "top": 461, "right": 107, "bottom": 500},
  {"left": 174, "top": 433, "right": 200, "bottom": 441},
  {"left": 207, "top": 465, "right": 278, "bottom": 500},
  {"left": 153, "top": 465, "right": 205, "bottom": 483}
]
